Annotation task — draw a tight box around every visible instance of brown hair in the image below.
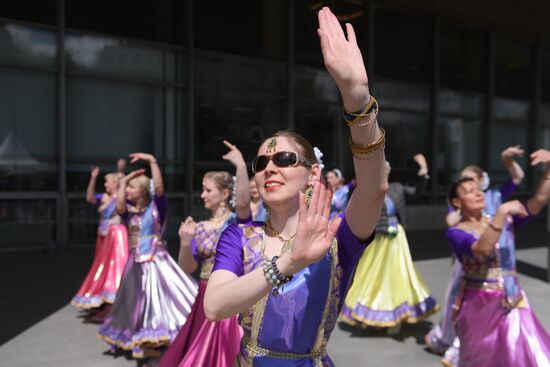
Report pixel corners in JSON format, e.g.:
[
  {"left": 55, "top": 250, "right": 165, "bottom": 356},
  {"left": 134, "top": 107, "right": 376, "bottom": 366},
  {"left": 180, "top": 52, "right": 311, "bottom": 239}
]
[
  {"left": 265, "top": 130, "right": 316, "bottom": 166},
  {"left": 204, "top": 171, "right": 234, "bottom": 205},
  {"left": 460, "top": 165, "right": 483, "bottom": 180}
]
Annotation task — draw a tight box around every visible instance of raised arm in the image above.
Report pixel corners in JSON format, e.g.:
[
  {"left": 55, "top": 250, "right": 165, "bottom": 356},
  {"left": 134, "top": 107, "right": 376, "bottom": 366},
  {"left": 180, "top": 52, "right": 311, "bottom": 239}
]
[
  {"left": 317, "top": 7, "right": 387, "bottom": 240},
  {"left": 472, "top": 200, "right": 528, "bottom": 256},
  {"left": 501, "top": 145, "right": 525, "bottom": 185},
  {"left": 525, "top": 149, "right": 550, "bottom": 215},
  {"left": 130, "top": 153, "right": 164, "bottom": 197},
  {"left": 86, "top": 166, "right": 100, "bottom": 204},
  {"left": 222, "top": 140, "right": 251, "bottom": 220}
]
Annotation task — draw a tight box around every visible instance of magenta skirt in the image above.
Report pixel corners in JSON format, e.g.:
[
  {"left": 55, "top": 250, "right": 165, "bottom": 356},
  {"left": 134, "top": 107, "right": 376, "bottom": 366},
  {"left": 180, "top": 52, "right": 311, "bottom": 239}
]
[
  {"left": 72, "top": 224, "right": 129, "bottom": 309},
  {"left": 159, "top": 280, "right": 243, "bottom": 367},
  {"left": 456, "top": 288, "right": 550, "bottom": 367}
]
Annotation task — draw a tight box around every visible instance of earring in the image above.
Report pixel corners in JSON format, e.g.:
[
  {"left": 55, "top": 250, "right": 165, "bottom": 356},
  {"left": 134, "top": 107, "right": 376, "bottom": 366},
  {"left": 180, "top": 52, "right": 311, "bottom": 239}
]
[{"left": 305, "top": 185, "right": 314, "bottom": 208}]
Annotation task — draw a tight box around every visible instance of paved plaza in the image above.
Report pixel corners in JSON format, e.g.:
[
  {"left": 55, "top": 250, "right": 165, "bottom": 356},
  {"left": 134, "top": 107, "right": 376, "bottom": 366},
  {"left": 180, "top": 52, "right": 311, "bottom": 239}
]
[{"left": 1, "top": 246, "right": 549, "bottom": 367}]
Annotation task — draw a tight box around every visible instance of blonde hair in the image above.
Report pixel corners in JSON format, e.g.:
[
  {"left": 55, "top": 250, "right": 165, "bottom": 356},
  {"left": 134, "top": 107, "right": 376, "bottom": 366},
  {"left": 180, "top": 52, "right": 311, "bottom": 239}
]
[
  {"left": 104, "top": 172, "right": 119, "bottom": 183},
  {"left": 129, "top": 175, "right": 151, "bottom": 200},
  {"left": 204, "top": 171, "right": 233, "bottom": 206}
]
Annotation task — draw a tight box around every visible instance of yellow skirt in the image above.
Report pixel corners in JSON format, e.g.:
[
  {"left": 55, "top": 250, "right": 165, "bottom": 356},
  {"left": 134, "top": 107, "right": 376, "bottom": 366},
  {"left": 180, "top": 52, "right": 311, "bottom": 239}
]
[{"left": 341, "top": 224, "right": 439, "bottom": 327}]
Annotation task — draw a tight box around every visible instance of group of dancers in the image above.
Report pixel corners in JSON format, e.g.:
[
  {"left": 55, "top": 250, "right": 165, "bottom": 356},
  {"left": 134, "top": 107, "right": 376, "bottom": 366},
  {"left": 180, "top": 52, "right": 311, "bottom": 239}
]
[{"left": 70, "top": 7, "right": 550, "bottom": 367}]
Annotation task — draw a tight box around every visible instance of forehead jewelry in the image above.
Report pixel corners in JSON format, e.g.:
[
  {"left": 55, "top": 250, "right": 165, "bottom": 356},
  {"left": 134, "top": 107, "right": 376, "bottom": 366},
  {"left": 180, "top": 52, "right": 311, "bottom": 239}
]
[{"left": 266, "top": 132, "right": 279, "bottom": 154}]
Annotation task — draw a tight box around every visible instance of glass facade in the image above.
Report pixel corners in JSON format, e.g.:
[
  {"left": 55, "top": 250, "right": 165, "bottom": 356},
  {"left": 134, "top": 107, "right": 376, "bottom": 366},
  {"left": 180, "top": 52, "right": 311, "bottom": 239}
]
[{"left": 0, "top": 1, "right": 548, "bottom": 249}]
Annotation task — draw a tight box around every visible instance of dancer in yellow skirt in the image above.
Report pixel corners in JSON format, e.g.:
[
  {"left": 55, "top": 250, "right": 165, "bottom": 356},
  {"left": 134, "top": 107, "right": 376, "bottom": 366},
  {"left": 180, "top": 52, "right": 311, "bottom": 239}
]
[{"left": 341, "top": 154, "right": 439, "bottom": 332}]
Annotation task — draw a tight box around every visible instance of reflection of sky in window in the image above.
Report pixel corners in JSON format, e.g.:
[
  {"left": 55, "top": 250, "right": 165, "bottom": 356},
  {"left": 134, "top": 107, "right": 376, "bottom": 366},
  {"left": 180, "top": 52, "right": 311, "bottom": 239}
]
[
  {"left": 65, "top": 35, "right": 117, "bottom": 67},
  {"left": 5, "top": 24, "right": 56, "bottom": 58}
]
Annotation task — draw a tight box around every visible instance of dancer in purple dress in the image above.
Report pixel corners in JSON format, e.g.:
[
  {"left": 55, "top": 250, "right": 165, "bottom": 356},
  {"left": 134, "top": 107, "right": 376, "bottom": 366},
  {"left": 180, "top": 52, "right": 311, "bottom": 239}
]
[
  {"left": 426, "top": 145, "right": 525, "bottom": 367},
  {"left": 203, "top": 8, "right": 388, "bottom": 366},
  {"left": 98, "top": 153, "right": 197, "bottom": 359},
  {"left": 445, "top": 148, "right": 550, "bottom": 367},
  {"left": 159, "top": 141, "right": 251, "bottom": 367}
]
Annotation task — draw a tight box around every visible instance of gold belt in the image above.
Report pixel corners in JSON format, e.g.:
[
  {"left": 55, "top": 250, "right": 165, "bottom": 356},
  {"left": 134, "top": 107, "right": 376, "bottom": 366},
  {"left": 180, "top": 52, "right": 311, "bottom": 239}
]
[{"left": 243, "top": 337, "right": 326, "bottom": 360}]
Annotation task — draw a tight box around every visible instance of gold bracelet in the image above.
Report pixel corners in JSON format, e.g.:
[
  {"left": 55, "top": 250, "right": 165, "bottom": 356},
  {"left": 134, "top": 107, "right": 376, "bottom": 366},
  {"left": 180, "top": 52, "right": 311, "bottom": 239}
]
[
  {"left": 350, "top": 105, "right": 379, "bottom": 128},
  {"left": 348, "top": 128, "right": 385, "bottom": 155},
  {"left": 489, "top": 222, "right": 502, "bottom": 232},
  {"left": 343, "top": 96, "right": 377, "bottom": 125},
  {"left": 352, "top": 147, "right": 385, "bottom": 161}
]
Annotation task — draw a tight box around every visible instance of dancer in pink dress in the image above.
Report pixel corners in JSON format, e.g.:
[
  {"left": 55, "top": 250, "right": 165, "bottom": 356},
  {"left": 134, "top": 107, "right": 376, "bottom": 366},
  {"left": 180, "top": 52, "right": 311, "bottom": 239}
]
[
  {"left": 160, "top": 141, "right": 251, "bottom": 367},
  {"left": 72, "top": 166, "right": 129, "bottom": 313}
]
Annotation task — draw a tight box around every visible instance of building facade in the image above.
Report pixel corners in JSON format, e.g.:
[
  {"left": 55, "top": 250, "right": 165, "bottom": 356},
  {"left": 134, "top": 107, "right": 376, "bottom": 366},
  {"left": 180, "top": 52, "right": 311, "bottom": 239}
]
[{"left": 1, "top": 0, "right": 549, "bottom": 250}]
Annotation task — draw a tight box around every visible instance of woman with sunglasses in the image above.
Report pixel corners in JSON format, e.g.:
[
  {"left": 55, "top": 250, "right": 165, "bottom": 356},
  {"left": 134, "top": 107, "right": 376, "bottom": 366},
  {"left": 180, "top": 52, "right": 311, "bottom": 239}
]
[
  {"left": 204, "top": 7, "right": 387, "bottom": 366},
  {"left": 98, "top": 153, "right": 198, "bottom": 359},
  {"left": 159, "top": 141, "right": 251, "bottom": 367},
  {"left": 340, "top": 154, "right": 438, "bottom": 334},
  {"left": 445, "top": 149, "right": 550, "bottom": 366}
]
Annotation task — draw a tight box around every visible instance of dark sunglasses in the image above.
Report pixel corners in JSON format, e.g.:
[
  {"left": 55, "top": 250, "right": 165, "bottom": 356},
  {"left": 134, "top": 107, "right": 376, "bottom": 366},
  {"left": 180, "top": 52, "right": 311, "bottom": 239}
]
[{"left": 251, "top": 151, "right": 312, "bottom": 173}]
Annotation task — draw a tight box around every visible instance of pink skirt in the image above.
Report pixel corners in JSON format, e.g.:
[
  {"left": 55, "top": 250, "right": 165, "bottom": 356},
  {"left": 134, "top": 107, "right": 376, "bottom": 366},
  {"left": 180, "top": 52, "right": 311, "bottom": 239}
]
[
  {"left": 456, "top": 288, "right": 550, "bottom": 367},
  {"left": 159, "top": 280, "right": 243, "bottom": 367},
  {"left": 72, "top": 224, "right": 129, "bottom": 309}
]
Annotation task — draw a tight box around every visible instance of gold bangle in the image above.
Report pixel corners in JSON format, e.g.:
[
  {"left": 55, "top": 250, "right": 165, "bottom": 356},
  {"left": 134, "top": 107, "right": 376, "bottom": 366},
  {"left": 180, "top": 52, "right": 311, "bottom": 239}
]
[
  {"left": 348, "top": 128, "right": 385, "bottom": 155},
  {"left": 489, "top": 222, "right": 502, "bottom": 232},
  {"left": 350, "top": 107, "right": 379, "bottom": 128},
  {"left": 343, "top": 96, "right": 378, "bottom": 125},
  {"left": 352, "top": 147, "right": 385, "bottom": 161}
]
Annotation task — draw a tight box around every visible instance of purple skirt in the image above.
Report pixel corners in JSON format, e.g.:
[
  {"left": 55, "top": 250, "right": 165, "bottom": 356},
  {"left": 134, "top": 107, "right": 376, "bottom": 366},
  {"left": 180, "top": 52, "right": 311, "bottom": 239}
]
[
  {"left": 98, "top": 247, "right": 198, "bottom": 358},
  {"left": 456, "top": 288, "right": 550, "bottom": 367}
]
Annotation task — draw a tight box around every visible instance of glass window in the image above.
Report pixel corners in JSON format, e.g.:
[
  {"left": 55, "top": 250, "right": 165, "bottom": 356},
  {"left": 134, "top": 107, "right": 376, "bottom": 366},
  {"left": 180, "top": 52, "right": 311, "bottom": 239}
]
[
  {"left": 437, "top": 116, "right": 483, "bottom": 182},
  {"left": 439, "top": 89, "right": 485, "bottom": 118},
  {"left": 377, "top": 79, "right": 431, "bottom": 113},
  {"left": 441, "top": 25, "right": 487, "bottom": 92},
  {"left": 493, "top": 97, "right": 530, "bottom": 123},
  {"left": 0, "top": 70, "right": 57, "bottom": 191},
  {"left": 374, "top": 9, "right": 432, "bottom": 84},
  {"left": 490, "top": 123, "right": 528, "bottom": 186},
  {"left": 66, "top": 78, "right": 179, "bottom": 191},
  {"left": 67, "top": 0, "right": 185, "bottom": 45},
  {"left": 194, "top": 90, "right": 285, "bottom": 164},
  {"left": 195, "top": 51, "right": 285, "bottom": 94},
  {"left": 195, "top": 0, "right": 286, "bottom": 61},
  {"left": 294, "top": 99, "right": 340, "bottom": 169},
  {"left": 542, "top": 48, "right": 550, "bottom": 103},
  {"left": 295, "top": 1, "right": 367, "bottom": 66},
  {"left": 295, "top": 65, "right": 339, "bottom": 102},
  {"left": 383, "top": 111, "right": 429, "bottom": 168},
  {"left": 0, "top": 0, "right": 57, "bottom": 26},
  {"left": 66, "top": 33, "right": 184, "bottom": 83},
  {"left": 0, "top": 23, "right": 57, "bottom": 70},
  {"left": 0, "top": 199, "right": 57, "bottom": 249},
  {"left": 495, "top": 38, "right": 533, "bottom": 99}
]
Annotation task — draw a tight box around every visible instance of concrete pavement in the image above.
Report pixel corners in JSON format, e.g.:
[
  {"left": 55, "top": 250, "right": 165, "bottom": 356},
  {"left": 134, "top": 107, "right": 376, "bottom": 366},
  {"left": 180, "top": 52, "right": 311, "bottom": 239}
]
[{"left": 1, "top": 247, "right": 549, "bottom": 366}]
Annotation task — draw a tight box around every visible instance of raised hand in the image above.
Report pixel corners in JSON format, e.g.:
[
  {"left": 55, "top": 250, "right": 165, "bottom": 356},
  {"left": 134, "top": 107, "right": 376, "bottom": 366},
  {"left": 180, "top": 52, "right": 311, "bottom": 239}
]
[
  {"left": 290, "top": 181, "right": 341, "bottom": 270},
  {"left": 413, "top": 153, "right": 429, "bottom": 177},
  {"left": 123, "top": 168, "right": 146, "bottom": 182},
  {"left": 129, "top": 152, "right": 156, "bottom": 164},
  {"left": 317, "top": 7, "right": 369, "bottom": 111},
  {"left": 222, "top": 140, "right": 246, "bottom": 169},
  {"left": 499, "top": 200, "right": 529, "bottom": 218},
  {"left": 90, "top": 166, "right": 100, "bottom": 178},
  {"left": 501, "top": 145, "right": 524, "bottom": 160},
  {"left": 530, "top": 149, "right": 550, "bottom": 166},
  {"left": 179, "top": 216, "right": 197, "bottom": 246}
]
